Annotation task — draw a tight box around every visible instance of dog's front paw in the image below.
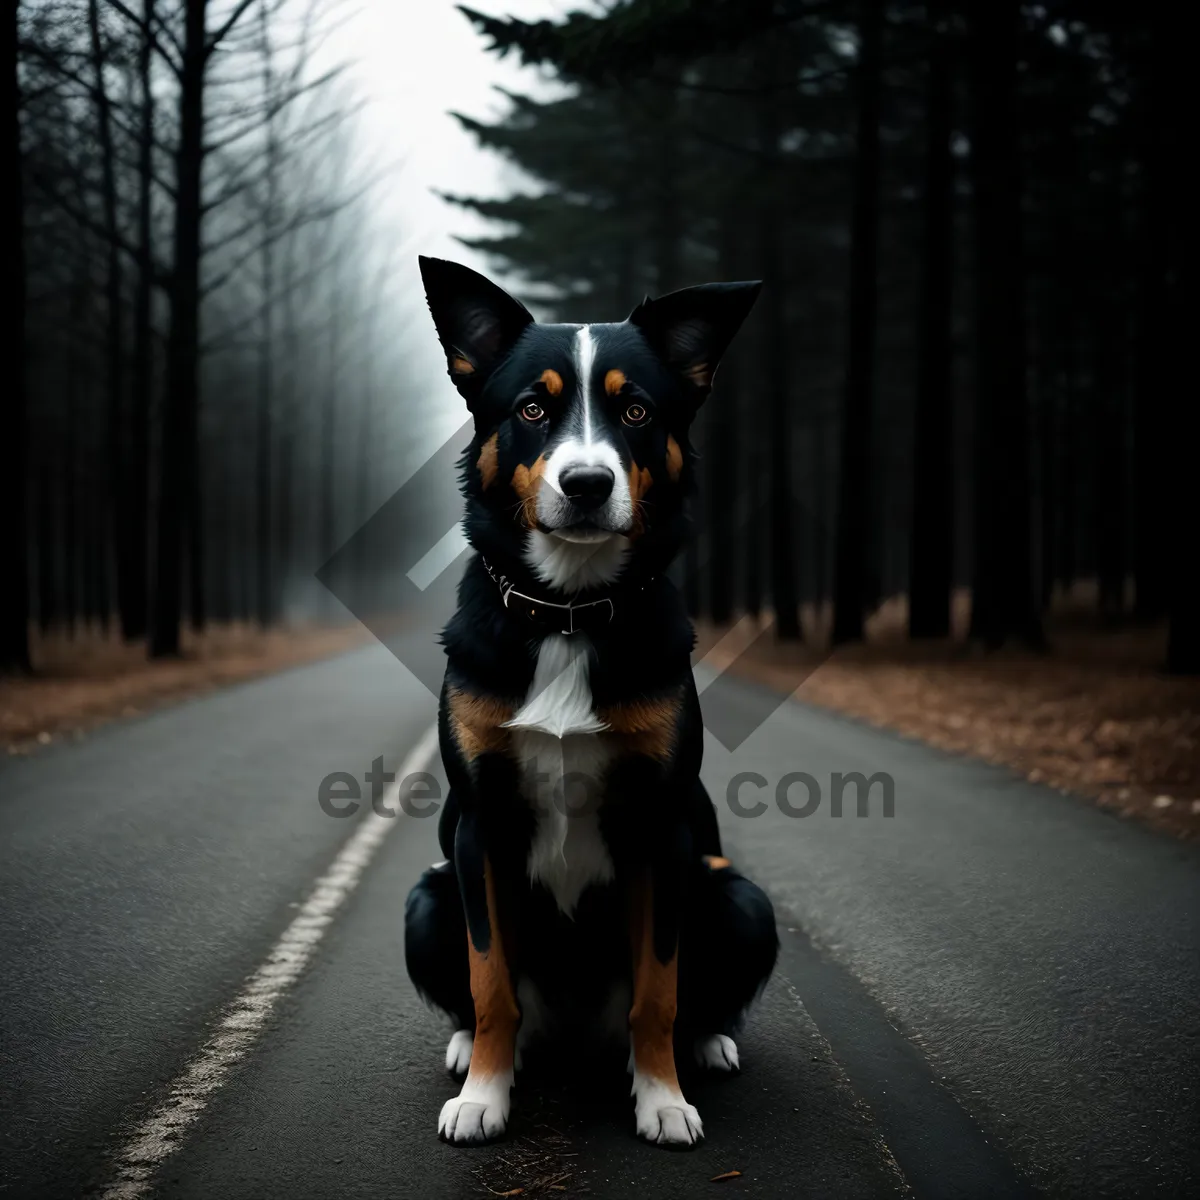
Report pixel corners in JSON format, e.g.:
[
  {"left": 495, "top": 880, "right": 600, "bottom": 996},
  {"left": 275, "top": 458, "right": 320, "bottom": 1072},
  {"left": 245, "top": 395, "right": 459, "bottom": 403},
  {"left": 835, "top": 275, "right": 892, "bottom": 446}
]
[
  {"left": 694, "top": 1033, "right": 739, "bottom": 1072},
  {"left": 438, "top": 1075, "right": 511, "bottom": 1145},
  {"left": 631, "top": 1074, "right": 703, "bottom": 1147}
]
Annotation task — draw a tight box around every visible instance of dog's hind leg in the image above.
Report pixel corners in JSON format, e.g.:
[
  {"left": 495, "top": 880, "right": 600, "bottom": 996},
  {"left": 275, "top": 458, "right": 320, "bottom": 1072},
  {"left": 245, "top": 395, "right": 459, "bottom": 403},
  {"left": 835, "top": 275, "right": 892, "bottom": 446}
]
[
  {"left": 514, "top": 975, "right": 552, "bottom": 1071},
  {"left": 405, "top": 860, "right": 477, "bottom": 1076},
  {"left": 405, "top": 861, "right": 473, "bottom": 1025},
  {"left": 679, "top": 855, "right": 778, "bottom": 1073}
]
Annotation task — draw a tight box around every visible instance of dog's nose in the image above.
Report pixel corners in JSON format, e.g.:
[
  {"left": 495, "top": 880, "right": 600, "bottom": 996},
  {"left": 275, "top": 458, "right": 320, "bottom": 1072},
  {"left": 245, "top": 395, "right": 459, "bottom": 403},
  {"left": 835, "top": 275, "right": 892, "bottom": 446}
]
[{"left": 559, "top": 465, "right": 615, "bottom": 511}]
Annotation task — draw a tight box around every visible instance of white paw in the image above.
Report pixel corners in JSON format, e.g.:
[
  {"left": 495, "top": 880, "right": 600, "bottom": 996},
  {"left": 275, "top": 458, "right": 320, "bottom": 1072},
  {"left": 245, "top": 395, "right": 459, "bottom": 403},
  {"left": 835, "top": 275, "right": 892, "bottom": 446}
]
[
  {"left": 631, "top": 1073, "right": 703, "bottom": 1147},
  {"left": 438, "top": 1073, "right": 512, "bottom": 1145},
  {"left": 694, "top": 1033, "right": 739, "bottom": 1072},
  {"left": 445, "top": 1029, "right": 473, "bottom": 1076}
]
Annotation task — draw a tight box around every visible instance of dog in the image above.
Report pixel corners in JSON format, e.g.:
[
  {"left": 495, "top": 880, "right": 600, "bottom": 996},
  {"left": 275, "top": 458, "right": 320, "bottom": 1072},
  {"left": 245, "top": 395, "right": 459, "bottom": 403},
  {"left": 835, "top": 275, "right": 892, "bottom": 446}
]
[{"left": 404, "top": 257, "right": 778, "bottom": 1148}]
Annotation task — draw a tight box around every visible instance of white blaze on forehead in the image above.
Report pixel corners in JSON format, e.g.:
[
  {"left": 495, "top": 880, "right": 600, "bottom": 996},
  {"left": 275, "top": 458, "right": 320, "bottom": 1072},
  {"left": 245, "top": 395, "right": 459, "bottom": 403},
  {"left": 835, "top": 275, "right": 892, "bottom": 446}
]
[
  {"left": 574, "top": 325, "right": 597, "bottom": 443},
  {"left": 532, "top": 323, "right": 634, "bottom": 549}
]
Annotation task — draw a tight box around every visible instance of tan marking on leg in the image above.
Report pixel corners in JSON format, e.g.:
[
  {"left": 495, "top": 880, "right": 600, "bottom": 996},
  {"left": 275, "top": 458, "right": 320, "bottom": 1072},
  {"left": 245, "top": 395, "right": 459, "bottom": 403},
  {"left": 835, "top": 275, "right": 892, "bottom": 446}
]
[
  {"left": 605, "top": 368, "right": 626, "bottom": 396},
  {"left": 702, "top": 855, "right": 731, "bottom": 870},
  {"left": 447, "top": 686, "right": 513, "bottom": 761},
  {"left": 629, "top": 875, "right": 680, "bottom": 1088},
  {"left": 540, "top": 368, "right": 563, "bottom": 396},
  {"left": 477, "top": 432, "right": 499, "bottom": 491},
  {"left": 598, "top": 690, "right": 682, "bottom": 762},
  {"left": 511, "top": 455, "right": 548, "bottom": 529},
  {"left": 665, "top": 436, "right": 683, "bottom": 483},
  {"left": 466, "top": 858, "right": 519, "bottom": 1082},
  {"left": 451, "top": 355, "right": 475, "bottom": 376}
]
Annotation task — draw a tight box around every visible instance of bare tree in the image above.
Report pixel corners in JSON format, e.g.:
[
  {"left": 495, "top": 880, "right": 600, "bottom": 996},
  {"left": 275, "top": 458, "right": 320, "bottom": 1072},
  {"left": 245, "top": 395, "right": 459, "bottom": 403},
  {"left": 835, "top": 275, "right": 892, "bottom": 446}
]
[
  {"left": 908, "top": 0, "right": 954, "bottom": 639},
  {"left": 832, "top": 0, "right": 884, "bottom": 645},
  {"left": 756, "top": 41, "right": 801, "bottom": 640},
  {"left": 86, "top": 0, "right": 135, "bottom": 637},
  {"left": 2, "top": 0, "right": 31, "bottom": 672},
  {"left": 254, "top": 0, "right": 277, "bottom": 626},
  {"left": 144, "top": 0, "right": 356, "bottom": 654},
  {"left": 125, "top": 0, "right": 157, "bottom": 640},
  {"left": 966, "top": 0, "right": 1042, "bottom": 648}
]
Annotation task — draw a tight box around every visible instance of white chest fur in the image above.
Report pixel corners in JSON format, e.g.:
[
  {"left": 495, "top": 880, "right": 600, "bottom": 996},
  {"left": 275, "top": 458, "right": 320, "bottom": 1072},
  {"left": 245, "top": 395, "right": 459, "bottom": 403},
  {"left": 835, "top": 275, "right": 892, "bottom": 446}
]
[{"left": 503, "top": 635, "right": 615, "bottom": 914}]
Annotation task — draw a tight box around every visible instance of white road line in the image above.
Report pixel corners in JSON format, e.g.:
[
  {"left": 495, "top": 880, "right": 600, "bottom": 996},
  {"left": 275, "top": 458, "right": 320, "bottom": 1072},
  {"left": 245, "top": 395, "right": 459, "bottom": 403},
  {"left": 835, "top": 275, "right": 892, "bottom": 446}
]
[{"left": 101, "top": 721, "right": 441, "bottom": 1200}]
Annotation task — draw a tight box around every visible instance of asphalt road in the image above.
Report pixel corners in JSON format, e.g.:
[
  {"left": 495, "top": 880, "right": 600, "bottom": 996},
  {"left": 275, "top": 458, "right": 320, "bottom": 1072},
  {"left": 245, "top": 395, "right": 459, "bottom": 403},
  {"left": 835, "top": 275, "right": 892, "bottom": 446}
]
[{"left": 2, "top": 644, "right": 1198, "bottom": 1198}]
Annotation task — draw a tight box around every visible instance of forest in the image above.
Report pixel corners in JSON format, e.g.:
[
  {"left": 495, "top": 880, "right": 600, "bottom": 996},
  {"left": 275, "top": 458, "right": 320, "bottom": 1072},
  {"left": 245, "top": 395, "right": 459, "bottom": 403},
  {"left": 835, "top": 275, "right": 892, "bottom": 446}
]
[
  {"left": 3, "top": 0, "right": 426, "bottom": 671},
  {"left": 2, "top": 0, "right": 1192, "bottom": 678},
  {"left": 447, "top": 0, "right": 1190, "bottom": 668}
]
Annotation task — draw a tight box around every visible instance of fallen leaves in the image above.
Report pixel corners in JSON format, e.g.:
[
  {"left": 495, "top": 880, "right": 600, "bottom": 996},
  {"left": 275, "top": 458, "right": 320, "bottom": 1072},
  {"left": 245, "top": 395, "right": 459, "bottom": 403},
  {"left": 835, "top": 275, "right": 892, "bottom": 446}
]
[
  {"left": 0, "top": 622, "right": 367, "bottom": 753},
  {"left": 711, "top": 1169, "right": 743, "bottom": 1182},
  {"left": 695, "top": 616, "right": 1200, "bottom": 840}
]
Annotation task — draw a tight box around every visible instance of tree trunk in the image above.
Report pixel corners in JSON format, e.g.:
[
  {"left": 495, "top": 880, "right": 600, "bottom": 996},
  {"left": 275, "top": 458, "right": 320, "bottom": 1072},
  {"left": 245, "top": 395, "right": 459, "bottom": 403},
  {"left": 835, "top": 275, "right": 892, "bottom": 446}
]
[
  {"left": 1, "top": 0, "right": 30, "bottom": 670},
  {"left": 1132, "top": 29, "right": 1168, "bottom": 621},
  {"left": 64, "top": 327, "right": 81, "bottom": 635},
  {"left": 88, "top": 0, "right": 128, "bottom": 638},
  {"left": 1057, "top": 316, "right": 1079, "bottom": 592},
  {"left": 965, "top": 1, "right": 1042, "bottom": 648},
  {"left": 208, "top": 428, "right": 234, "bottom": 623},
  {"left": 612, "top": 182, "right": 636, "bottom": 315},
  {"left": 255, "top": 0, "right": 276, "bottom": 628},
  {"left": 651, "top": 89, "right": 700, "bottom": 614},
  {"left": 255, "top": 291, "right": 274, "bottom": 627},
  {"left": 187, "top": 440, "right": 205, "bottom": 631},
  {"left": 742, "top": 366, "right": 763, "bottom": 620},
  {"left": 355, "top": 275, "right": 385, "bottom": 599},
  {"left": 706, "top": 213, "right": 740, "bottom": 627},
  {"left": 37, "top": 467, "right": 57, "bottom": 634},
  {"left": 750, "top": 43, "right": 800, "bottom": 640},
  {"left": 1094, "top": 306, "right": 1126, "bottom": 617},
  {"left": 125, "top": 0, "right": 156, "bottom": 640},
  {"left": 1039, "top": 229, "right": 1077, "bottom": 607},
  {"left": 152, "top": 0, "right": 207, "bottom": 657},
  {"left": 832, "top": 0, "right": 883, "bottom": 645},
  {"left": 274, "top": 219, "right": 300, "bottom": 619},
  {"left": 908, "top": 0, "right": 954, "bottom": 639},
  {"left": 276, "top": 429, "right": 294, "bottom": 612},
  {"left": 319, "top": 251, "right": 342, "bottom": 618},
  {"left": 1156, "top": 26, "right": 1190, "bottom": 671},
  {"left": 1037, "top": 326, "right": 1056, "bottom": 608},
  {"left": 651, "top": 90, "right": 681, "bottom": 298}
]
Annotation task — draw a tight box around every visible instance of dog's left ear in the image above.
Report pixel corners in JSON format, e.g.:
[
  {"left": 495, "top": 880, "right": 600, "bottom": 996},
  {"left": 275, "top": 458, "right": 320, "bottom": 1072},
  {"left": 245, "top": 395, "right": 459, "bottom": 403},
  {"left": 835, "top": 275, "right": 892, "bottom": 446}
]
[
  {"left": 628, "top": 281, "right": 762, "bottom": 399},
  {"left": 419, "top": 256, "right": 534, "bottom": 407}
]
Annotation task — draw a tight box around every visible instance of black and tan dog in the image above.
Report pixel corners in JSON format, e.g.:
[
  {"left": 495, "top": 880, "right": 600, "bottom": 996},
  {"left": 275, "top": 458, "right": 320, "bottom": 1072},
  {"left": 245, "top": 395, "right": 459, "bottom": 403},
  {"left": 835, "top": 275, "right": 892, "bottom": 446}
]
[{"left": 405, "top": 257, "right": 777, "bottom": 1147}]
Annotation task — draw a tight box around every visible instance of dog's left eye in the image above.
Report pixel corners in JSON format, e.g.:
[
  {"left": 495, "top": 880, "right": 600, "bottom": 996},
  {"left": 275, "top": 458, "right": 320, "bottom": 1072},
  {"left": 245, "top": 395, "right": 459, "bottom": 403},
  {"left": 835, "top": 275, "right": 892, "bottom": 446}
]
[
  {"left": 622, "top": 403, "right": 649, "bottom": 427},
  {"left": 520, "top": 401, "right": 545, "bottom": 422}
]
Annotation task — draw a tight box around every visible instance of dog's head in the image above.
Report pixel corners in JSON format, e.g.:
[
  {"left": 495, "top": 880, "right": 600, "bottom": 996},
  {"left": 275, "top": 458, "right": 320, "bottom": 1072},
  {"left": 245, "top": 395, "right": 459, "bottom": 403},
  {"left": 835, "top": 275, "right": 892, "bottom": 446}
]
[{"left": 419, "top": 257, "right": 760, "bottom": 594}]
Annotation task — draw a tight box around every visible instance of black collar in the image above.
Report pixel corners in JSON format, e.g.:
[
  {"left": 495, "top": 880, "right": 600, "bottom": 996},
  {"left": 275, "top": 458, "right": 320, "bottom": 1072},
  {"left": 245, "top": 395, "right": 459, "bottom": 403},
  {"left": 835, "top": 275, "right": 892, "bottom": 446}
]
[{"left": 481, "top": 556, "right": 647, "bottom": 636}]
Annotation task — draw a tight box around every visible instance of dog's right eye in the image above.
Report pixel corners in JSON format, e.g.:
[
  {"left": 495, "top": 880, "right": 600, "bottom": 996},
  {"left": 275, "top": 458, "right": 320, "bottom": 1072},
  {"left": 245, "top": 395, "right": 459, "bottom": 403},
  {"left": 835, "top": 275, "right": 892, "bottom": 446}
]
[{"left": 520, "top": 401, "right": 545, "bottom": 422}]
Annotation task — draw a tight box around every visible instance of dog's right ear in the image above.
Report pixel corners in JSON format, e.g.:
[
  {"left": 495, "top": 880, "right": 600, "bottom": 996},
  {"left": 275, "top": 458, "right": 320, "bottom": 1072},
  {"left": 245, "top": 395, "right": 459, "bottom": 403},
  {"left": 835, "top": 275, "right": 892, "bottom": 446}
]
[{"left": 419, "top": 256, "right": 534, "bottom": 407}]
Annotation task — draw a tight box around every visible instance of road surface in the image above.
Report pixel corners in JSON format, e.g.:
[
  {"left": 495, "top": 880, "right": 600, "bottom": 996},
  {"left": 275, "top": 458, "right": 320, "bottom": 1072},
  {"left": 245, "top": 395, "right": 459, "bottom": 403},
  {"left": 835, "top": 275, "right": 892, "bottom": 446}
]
[{"left": 2, "top": 645, "right": 1198, "bottom": 1198}]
